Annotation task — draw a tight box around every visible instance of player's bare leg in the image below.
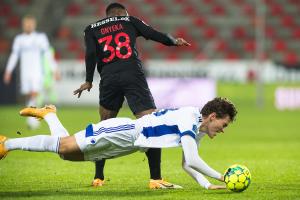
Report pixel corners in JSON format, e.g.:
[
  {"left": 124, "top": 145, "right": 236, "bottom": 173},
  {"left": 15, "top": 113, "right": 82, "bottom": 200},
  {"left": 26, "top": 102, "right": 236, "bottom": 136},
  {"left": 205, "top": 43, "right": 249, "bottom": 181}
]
[
  {"left": 92, "top": 106, "right": 119, "bottom": 187},
  {"left": 58, "top": 136, "right": 84, "bottom": 161},
  {"left": 135, "top": 108, "right": 156, "bottom": 119},
  {"left": 99, "top": 106, "right": 118, "bottom": 121}
]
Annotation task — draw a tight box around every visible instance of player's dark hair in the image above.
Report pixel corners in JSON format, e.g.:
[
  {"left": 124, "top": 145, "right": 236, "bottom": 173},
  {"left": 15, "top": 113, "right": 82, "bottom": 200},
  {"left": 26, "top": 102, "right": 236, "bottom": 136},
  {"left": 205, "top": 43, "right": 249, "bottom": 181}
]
[
  {"left": 106, "top": 3, "right": 126, "bottom": 16},
  {"left": 201, "top": 97, "right": 237, "bottom": 121}
]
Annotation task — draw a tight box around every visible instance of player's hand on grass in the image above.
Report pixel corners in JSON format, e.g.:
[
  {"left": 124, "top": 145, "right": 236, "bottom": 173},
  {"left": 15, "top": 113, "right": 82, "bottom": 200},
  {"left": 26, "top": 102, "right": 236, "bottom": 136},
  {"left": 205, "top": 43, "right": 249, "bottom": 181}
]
[
  {"left": 175, "top": 38, "right": 191, "bottom": 46},
  {"left": 73, "top": 82, "right": 93, "bottom": 98},
  {"left": 219, "top": 175, "right": 225, "bottom": 182},
  {"left": 208, "top": 184, "right": 226, "bottom": 190}
]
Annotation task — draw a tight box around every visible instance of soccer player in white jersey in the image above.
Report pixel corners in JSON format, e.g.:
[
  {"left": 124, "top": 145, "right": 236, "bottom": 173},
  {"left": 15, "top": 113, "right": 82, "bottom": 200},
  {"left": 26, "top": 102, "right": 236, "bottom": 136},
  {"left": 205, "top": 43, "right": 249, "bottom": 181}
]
[
  {"left": 0, "top": 97, "right": 237, "bottom": 189},
  {"left": 3, "top": 15, "right": 56, "bottom": 129}
]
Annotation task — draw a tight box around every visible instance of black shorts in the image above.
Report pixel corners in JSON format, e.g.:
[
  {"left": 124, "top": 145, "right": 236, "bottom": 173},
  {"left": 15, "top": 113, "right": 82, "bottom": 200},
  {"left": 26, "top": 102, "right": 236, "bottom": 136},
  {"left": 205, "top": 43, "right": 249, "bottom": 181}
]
[{"left": 99, "top": 62, "right": 156, "bottom": 114}]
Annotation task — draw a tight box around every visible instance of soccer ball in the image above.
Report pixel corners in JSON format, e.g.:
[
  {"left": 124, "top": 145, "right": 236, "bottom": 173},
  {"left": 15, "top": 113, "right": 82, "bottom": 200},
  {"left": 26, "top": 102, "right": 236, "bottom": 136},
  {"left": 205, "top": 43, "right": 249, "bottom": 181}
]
[{"left": 224, "top": 164, "right": 251, "bottom": 192}]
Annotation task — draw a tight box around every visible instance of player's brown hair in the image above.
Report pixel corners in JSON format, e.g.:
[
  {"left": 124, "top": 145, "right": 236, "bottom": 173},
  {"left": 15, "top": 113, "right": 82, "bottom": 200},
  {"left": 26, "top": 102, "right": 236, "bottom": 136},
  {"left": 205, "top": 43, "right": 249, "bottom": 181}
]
[
  {"left": 23, "top": 14, "right": 36, "bottom": 20},
  {"left": 200, "top": 97, "right": 237, "bottom": 121}
]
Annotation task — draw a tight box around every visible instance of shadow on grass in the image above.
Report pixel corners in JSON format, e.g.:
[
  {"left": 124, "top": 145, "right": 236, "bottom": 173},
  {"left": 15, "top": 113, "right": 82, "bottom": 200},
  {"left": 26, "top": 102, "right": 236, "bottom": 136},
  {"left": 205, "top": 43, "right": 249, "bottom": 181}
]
[
  {"left": 0, "top": 189, "right": 181, "bottom": 199},
  {"left": 0, "top": 186, "right": 231, "bottom": 199}
]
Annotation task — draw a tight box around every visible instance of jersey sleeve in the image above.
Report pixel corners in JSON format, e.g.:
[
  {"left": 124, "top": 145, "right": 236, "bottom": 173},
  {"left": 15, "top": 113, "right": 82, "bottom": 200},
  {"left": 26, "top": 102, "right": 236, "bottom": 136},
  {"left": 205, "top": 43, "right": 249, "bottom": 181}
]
[
  {"left": 84, "top": 26, "right": 97, "bottom": 83},
  {"left": 130, "top": 16, "right": 177, "bottom": 46},
  {"left": 182, "top": 151, "right": 212, "bottom": 189},
  {"left": 5, "top": 36, "right": 21, "bottom": 73},
  {"left": 181, "top": 135, "right": 222, "bottom": 185}
]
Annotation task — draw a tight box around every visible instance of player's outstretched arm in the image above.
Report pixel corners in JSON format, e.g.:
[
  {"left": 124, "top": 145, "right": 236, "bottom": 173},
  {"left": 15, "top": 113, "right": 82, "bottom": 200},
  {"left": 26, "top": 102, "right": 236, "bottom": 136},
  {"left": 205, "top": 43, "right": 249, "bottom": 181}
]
[
  {"left": 131, "top": 16, "right": 192, "bottom": 47},
  {"left": 182, "top": 152, "right": 212, "bottom": 189},
  {"left": 175, "top": 38, "right": 191, "bottom": 46},
  {"left": 4, "top": 36, "right": 20, "bottom": 85},
  {"left": 181, "top": 147, "right": 225, "bottom": 189},
  {"left": 83, "top": 27, "right": 97, "bottom": 85},
  {"left": 181, "top": 135, "right": 223, "bottom": 181},
  {"left": 73, "top": 82, "right": 93, "bottom": 98},
  {"left": 208, "top": 185, "right": 226, "bottom": 190}
]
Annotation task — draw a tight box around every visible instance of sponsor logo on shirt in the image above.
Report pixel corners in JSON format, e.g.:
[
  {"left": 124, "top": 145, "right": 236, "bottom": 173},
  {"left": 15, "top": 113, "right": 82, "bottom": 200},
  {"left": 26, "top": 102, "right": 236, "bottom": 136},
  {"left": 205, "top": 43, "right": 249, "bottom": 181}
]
[{"left": 91, "top": 16, "right": 130, "bottom": 28}]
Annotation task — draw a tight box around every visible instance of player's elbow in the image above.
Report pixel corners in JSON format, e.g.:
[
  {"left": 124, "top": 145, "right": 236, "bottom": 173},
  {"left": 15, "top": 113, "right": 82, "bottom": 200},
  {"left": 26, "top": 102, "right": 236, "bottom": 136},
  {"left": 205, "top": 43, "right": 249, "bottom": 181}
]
[
  {"left": 85, "top": 49, "right": 96, "bottom": 59},
  {"left": 182, "top": 161, "right": 191, "bottom": 171},
  {"left": 184, "top": 158, "right": 198, "bottom": 169},
  {"left": 182, "top": 159, "right": 187, "bottom": 168}
]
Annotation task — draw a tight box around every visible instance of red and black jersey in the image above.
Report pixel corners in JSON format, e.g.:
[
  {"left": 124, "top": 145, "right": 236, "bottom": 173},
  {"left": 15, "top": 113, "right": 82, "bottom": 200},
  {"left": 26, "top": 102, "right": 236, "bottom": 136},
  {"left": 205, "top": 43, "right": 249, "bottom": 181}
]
[{"left": 84, "top": 16, "right": 177, "bottom": 82}]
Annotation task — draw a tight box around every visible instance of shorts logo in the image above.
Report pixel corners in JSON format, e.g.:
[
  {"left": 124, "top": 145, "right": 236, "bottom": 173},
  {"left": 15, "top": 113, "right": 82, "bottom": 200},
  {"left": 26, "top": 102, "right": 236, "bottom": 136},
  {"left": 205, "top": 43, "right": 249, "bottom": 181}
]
[{"left": 90, "top": 138, "right": 96, "bottom": 144}]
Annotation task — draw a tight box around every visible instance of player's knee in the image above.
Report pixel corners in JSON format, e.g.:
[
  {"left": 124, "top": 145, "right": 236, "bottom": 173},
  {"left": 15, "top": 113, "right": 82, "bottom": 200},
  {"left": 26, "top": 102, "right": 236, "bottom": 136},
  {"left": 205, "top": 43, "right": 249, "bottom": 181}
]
[
  {"left": 57, "top": 136, "right": 74, "bottom": 155},
  {"left": 182, "top": 161, "right": 188, "bottom": 170},
  {"left": 101, "top": 114, "right": 113, "bottom": 120},
  {"left": 58, "top": 151, "right": 84, "bottom": 161},
  {"left": 185, "top": 160, "right": 197, "bottom": 170},
  {"left": 57, "top": 136, "right": 84, "bottom": 161},
  {"left": 100, "top": 107, "right": 118, "bottom": 120},
  {"left": 58, "top": 144, "right": 69, "bottom": 155},
  {"left": 135, "top": 109, "right": 156, "bottom": 118}
]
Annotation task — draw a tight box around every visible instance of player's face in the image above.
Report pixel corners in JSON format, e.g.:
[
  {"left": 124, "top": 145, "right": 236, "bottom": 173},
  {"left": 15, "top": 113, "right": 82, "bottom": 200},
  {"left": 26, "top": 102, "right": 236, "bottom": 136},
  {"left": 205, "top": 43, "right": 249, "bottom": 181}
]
[
  {"left": 206, "top": 114, "right": 231, "bottom": 139},
  {"left": 22, "top": 18, "right": 36, "bottom": 33}
]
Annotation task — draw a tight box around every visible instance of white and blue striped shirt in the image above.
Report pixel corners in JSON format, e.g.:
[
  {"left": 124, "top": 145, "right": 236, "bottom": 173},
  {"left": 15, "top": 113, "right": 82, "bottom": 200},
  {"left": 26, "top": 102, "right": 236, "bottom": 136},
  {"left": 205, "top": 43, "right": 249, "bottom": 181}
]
[{"left": 134, "top": 107, "right": 205, "bottom": 148}]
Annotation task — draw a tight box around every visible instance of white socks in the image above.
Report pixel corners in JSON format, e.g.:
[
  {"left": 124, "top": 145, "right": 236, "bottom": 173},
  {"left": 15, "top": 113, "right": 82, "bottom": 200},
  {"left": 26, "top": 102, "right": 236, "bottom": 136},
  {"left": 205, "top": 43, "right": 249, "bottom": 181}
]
[
  {"left": 26, "top": 97, "right": 40, "bottom": 129},
  {"left": 27, "top": 117, "right": 40, "bottom": 129},
  {"left": 4, "top": 109, "right": 69, "bottom": 154},
  {"left": 5, "top": 135, "right": 60, "bottom": 153},
  {"left": 44, "top": 113, "right": 69, "bottom": 137}
]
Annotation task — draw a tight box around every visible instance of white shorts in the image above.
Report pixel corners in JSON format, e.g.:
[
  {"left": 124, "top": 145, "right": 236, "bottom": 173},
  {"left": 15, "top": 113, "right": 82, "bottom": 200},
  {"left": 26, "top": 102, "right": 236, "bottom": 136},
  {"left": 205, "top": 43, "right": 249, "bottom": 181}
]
[
  {"left": 20, "top": 75, "right": 43, "bottom": 94},
  {"left": 74, "top": 118, "right": 141, "bottom": 161}
]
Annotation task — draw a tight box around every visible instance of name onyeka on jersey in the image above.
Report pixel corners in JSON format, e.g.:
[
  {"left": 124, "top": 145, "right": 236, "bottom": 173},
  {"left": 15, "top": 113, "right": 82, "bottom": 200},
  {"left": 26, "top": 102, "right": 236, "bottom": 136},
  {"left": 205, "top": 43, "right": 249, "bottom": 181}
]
[
  {"left": 100, "top": 24, "right": 123, "bottom": 35},
  {"left": 91, "top": 16, "right": 130, "bottom": 28}
]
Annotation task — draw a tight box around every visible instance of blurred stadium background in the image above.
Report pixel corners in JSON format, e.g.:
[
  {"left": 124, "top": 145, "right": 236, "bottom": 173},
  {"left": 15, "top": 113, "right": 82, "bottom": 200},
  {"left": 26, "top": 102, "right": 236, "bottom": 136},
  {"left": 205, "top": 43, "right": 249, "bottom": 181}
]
[
  {"left": 1, "top": 0, "right": 300, "bottom": 61},
  {"left": 0, "top": 0, "right": 299, "bottom": 108}
]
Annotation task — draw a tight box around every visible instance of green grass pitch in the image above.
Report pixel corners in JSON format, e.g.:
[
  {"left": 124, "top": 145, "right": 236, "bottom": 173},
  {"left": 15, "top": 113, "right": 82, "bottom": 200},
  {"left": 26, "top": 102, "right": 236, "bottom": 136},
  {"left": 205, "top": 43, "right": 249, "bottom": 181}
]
[{"left": 0, "top": 83, "right": 300, "bottom": 200}]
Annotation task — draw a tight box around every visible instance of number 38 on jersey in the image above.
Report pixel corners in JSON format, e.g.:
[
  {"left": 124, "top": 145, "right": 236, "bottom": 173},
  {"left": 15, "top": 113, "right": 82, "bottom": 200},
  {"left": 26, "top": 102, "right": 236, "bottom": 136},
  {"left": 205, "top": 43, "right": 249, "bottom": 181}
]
[{"left": 98, "top": 32, "right": 132, "bottom": 63}]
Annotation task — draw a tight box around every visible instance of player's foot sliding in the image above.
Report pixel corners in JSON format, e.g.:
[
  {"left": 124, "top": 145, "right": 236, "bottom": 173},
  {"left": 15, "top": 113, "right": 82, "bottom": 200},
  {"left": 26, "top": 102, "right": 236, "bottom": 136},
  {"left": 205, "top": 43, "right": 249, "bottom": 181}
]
[{"left": 20, "top": 105, "right": 56, "bottom": 120}]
